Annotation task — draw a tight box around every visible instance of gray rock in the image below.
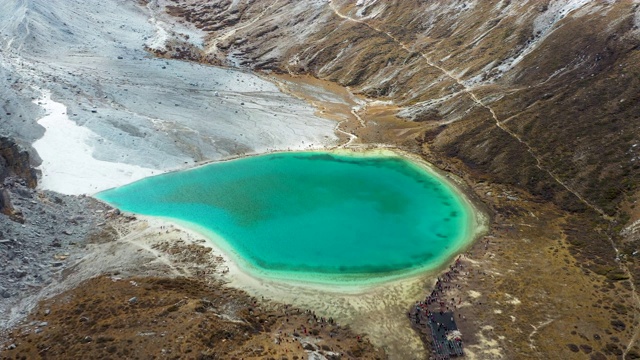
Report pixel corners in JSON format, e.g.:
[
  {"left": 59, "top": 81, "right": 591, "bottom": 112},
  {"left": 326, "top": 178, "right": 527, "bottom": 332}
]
[
  {"left": 0, "top": 188, "right": 13, "bottom": 213},
  {"left": 16, "top": 188, "right": 32, "bottom": 198}
]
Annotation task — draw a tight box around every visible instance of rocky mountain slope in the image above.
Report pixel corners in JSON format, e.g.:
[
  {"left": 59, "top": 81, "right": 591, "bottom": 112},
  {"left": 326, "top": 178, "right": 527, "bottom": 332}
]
[
  {"left": 147, "top": 0, "right": 640, "bottom": 358},
  {"left": 1, "top": 0, "right": 640, "bottom": 359},
  {"left": 163, "top": 0, "right": 640, "bottom": 217}
]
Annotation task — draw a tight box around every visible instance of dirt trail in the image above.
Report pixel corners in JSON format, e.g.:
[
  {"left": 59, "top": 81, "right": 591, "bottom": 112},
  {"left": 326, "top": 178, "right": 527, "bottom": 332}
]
[{"left": 328, "top": 1, "right": 604, "bottom": 218}]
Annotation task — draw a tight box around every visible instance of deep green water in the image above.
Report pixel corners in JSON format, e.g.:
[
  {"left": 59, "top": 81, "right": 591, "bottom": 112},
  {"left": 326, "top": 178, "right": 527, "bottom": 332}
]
[{"left": 96, "top": 151, "right": 473, "bottom": 283}]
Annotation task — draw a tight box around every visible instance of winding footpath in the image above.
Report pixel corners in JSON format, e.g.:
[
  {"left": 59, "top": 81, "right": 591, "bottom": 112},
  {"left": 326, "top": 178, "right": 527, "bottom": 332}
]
[{"left": 328, "top": 1, "right": 603, "bottom": 216}]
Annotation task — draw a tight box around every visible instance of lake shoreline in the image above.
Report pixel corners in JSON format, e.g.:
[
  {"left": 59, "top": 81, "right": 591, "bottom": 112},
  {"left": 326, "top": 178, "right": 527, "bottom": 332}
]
[
  {"left": 94, "top": 147, "right": 488, "bottom": 291},
  {"left": 91, "top": 147, "right": 489, "bottom": 358}
]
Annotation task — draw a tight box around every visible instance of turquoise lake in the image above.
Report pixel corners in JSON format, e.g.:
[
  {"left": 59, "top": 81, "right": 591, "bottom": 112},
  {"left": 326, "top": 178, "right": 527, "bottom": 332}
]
[{"left": 96, "top": 151, "right": 473, "bottom": 283}]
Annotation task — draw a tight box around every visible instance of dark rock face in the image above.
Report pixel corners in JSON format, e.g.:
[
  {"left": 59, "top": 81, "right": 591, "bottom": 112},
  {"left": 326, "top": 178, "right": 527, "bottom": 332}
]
[{"left": 0, "top": 135, "right": 38, "bottom": 189}]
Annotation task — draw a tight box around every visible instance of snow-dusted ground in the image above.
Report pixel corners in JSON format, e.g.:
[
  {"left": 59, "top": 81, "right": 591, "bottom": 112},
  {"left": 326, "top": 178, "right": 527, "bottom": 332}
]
[{"left": 0, "top": 0, "right": 338, "bottom": 194}]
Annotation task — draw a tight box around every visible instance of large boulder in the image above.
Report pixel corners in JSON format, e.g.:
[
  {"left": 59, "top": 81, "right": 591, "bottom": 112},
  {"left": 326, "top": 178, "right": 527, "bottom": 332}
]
[
  {"left": 0, "top": 135, "right": 37, "bottom": 188},
  {"left": 0, "top": 187, "right": 12, "bottom": 215}
]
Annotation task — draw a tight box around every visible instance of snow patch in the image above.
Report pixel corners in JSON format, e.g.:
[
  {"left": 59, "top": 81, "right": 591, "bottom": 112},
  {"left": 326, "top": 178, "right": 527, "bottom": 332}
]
[
  {"left": 146, "top": 18, "right": 170, "bottom": 51},
  {"left": 533, "top": 0, "right": 591, "bottom": 35},
  {"left": 468, "top": 290, "right": 482, "bottom": 299},
  {"left": 354, "top": 0, "right": 385, "bottom": 19},
  {"left": 621, "top": 219, "right": 640, "bottom": 240},
  {"left": 493, "top": 0, "right": 591, "bottom": 75},
  {"left": 505, "top": 294, "right": 521, "bottom": 305},
  {"left": 32, "top": 90, "right": 157, "bottom": 195},
  {"left": 462, "top": 61, "right": 497, "bottom": 87}
]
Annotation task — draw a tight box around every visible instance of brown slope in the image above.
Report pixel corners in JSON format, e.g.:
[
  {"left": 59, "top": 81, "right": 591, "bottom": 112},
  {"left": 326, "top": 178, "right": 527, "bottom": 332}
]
[{"left": 1, "top": 276, "right": 384, "bottom": 360}]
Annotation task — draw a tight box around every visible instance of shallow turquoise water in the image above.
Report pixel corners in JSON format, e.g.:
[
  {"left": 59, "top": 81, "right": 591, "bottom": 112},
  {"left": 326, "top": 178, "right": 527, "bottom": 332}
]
[{"left": 96, "top": 151, "right": 472, "bottom": 282}]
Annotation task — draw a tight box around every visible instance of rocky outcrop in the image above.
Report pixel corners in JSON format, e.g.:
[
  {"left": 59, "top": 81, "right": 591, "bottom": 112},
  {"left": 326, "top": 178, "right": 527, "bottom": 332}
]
[
  {"left": 0, "top": 187, "right": 13, "bottom": 216},
  {"left": 0, "top": 135, "right": 38, "bottom": 189},
  {"left": 0, "top": 180, "right": 112, "bottom": 330}
]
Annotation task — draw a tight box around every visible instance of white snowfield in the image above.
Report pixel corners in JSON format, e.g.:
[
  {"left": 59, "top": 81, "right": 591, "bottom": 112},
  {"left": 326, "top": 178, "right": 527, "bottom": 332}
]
[
  {"left": 32, "top": 91, "right": 157, "bottom": 195},
  {"left": 0, "top": 0, "right": 338, "bottom": 195}
]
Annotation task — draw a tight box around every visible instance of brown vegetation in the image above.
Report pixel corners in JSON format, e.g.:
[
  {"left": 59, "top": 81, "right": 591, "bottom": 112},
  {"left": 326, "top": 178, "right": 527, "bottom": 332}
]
[{"left": 1, "top": 276, "right": 384, "bottom": 360}]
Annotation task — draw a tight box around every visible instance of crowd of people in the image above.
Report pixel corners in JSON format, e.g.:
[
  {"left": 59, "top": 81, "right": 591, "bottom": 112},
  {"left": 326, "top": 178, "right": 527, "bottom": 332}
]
[{"left": 410, "top": 255, "right": 467, "bottom": 358}]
